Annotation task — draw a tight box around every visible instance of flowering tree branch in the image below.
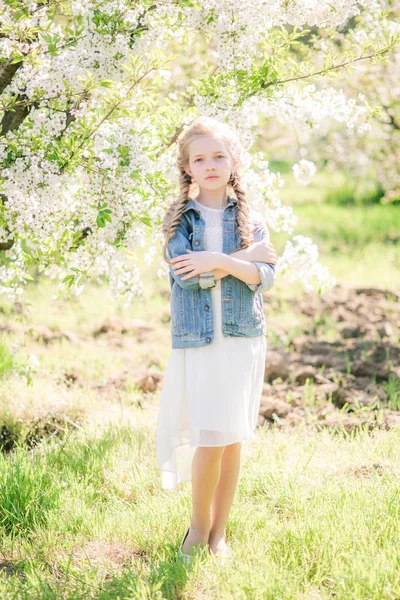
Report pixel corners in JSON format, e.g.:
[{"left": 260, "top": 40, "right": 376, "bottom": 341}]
[
  {"left": 0, "top": 0, "right": 398, "bottom": 302},
  {"left": 261, "top": 46, "right": 393, "bottom": 90}
]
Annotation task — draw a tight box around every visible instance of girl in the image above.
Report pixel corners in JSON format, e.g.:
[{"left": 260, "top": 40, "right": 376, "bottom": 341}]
[{"left": 156, "top": 116, "right": 277, "bottom": 563}]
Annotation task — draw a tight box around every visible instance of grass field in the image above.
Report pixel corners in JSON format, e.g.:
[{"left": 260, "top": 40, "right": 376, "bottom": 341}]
[{"left": 0, "top": 171, "right": 399, "bottom": 598}]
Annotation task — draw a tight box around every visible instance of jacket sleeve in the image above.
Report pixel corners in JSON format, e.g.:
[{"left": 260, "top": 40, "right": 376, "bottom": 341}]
[
  {"left": 246, "top": 218, "right": 276, "bottom": 294},
  {"left": 166, "top": 218, "right": 213, "bottom": 291}
]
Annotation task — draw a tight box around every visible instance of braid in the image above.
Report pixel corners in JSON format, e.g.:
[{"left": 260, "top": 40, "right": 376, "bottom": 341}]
[
  {"left": 161, "top": 170, "right": 192, "bottom": 263},
  {"left": 229, "top": 170, "right": 254, "bottom": 248}
]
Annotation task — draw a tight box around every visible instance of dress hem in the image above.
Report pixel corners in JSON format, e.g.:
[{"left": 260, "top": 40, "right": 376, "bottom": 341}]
[{"left": 159, "top": 434, "right": 255, "bottom": 490}]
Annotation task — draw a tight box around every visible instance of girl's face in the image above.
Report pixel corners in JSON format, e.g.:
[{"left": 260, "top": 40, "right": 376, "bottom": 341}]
[{"left": 184, "top": 135, "right": 232, "bottom": 191}]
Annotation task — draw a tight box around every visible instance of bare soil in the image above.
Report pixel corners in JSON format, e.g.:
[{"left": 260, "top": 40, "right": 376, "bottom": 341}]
[{"left": 260, "top": 285, "right": 400, "bottom": 432}]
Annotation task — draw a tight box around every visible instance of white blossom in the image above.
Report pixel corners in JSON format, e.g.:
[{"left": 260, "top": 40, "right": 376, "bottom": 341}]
[
  {"left": 292, "top": 159, "right": 317, "bottom": 185},
  {"left": 277, "top": 235, "right": 336, "bottom": 292}
]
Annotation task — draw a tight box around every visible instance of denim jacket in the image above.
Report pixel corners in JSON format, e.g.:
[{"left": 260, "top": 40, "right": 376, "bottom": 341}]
[{"left": 166, "top": 195, "right": 276, "bottom": 349}]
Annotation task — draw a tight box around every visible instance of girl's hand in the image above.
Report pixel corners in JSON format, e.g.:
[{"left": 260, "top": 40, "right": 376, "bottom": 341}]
[
  {"left": 242, "top": 241, "right": 277, "bottom": 265},
  {"left": 170, "top": 249, "right": 221, "bottom": 280}
]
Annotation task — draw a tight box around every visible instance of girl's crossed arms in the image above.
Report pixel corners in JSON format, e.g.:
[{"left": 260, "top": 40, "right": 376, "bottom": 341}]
[{"left": 170, "top": 240, "right": 277, "bottom": 285}]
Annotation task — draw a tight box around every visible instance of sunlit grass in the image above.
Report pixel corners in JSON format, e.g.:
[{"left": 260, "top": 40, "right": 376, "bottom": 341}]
[
  {"left": 273, "top": 170, "right": 400, "bottom": 289},
  {"left": 1, "top": 424, "right": 400, "bottom": 598}
]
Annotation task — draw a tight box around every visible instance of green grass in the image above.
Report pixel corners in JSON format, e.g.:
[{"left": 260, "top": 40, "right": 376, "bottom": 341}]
[
  {"left": 1, "top": 424, "right": 400, "bottom": 598},
  {"left": 0, "top": 446, "right": 61, "bottom": 537},
  {"left": 271, "top": 170, "right": 400, "bottom": 289},
  {"left": 292, "top": 203, "right": 399, "bottom": 248}
]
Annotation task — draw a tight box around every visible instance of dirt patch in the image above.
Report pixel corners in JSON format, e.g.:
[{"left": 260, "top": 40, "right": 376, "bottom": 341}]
[
  {"left": 93, "top": 317, "right": 154, "bottom": 344},
  {"left": 351, "top": 463, "right": 386, "bottom": 479},
  {"left": 0, "top": 322, "right": 81, "bottom": 344},
  {"left": 65, "top": 539, "right": 144, "bottom": 572},
  {"left": 0, "top": 413, "right": 82, "bottom": 453},
  {"left": 58, "top": 366, "right": 164, "bottom": 398},
  {"left": 260, "top": 285, "right": 400, "bottom": 433}
]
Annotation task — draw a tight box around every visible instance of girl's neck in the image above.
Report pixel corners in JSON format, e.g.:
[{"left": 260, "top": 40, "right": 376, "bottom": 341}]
[
  {"left": 194, "top": 191, "right": 228, "bottom": 210},
  {"left": 194, "top": 198, "right": 224, "bottom": 211}
]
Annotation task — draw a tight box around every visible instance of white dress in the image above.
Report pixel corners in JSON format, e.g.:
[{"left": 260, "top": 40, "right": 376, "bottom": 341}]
[{"left": 156, "top": 199, "right": 267, "bottom": 490}]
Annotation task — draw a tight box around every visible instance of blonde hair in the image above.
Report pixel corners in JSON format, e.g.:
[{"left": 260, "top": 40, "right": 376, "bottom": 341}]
[{"left": 161, "top": 116, "right": 254, "bottom": 263}]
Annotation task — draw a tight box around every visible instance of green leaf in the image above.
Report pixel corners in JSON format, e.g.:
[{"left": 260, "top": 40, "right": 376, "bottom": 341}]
[
  {"left": 11, "top": 10, "right": 27, "bottom": 21},
  {"left": 62, "top": 275, "right": 75, "bottom": 288},
  {"left": 22, "top": 273, "right": 35, "bottom": 281},
  {"left": 9, "top": 56, "right": 25, "bottom": 64}
]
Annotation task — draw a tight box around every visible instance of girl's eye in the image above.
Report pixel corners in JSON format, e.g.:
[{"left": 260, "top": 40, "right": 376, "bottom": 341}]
[{"left": 194, "top": 155, "right": 224, "bottom": 162}]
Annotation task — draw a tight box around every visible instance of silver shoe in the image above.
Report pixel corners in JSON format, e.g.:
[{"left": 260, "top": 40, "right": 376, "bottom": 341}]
[
  {"left": 211, "top": 539, "right": 233, "bottom": 565},
  {"left": 218, "top": 541, "right": 232, "bottom": 559},
  {"left": 178, "top": 526, "right": 193, "bottom": 564}
]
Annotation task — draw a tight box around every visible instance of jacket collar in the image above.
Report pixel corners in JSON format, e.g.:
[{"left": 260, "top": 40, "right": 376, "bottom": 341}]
[{"left": 182, "top": 195, "right": 237, "bottom": 213}]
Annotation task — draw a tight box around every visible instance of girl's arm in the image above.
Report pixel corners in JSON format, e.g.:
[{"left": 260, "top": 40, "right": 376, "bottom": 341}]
[
  {"left": 215, "top": 254, "right": 265, "bottom": 286},
  {"left": 166, "top": 219, "right": 210, "bottom": 291},
  {"left": 246, "top": 220, "right": 276, "bottom": 293},
  {"left": 213, "top": 221, "right": 276, "bottom": 293},
  {"left": 213, "top": 242, "right": 275, "bottom": 280},
  {"left": 168, "top": 215, "right": 276, "bottom": 291}
]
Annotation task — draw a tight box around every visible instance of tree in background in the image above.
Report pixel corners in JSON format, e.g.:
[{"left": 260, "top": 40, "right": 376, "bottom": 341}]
[
  {"left": 0, "top": 0, "right": 398, "bottom": 305},
  {"left": 301, "top": 42, "right": 400, "bottom": 205},
  {"left": 262, "top": 1, "right": 400, "bottom": 206}
]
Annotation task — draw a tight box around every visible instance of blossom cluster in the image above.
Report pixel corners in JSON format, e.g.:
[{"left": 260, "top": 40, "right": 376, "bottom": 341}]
[
  {"left": 0, "top": 0, "right": 397, "bottom": 303},
  {"left": 277, "top": 235, "right": 337, "bottom": 293},
  {"left": 292, "top": 160, "right": 317, "bottom": 186},
  {"left": 175, "top": 0, "right": 386, "bottom": 71},
  {"left": 241, "top": 156, "right": 298, "bottom": 234},
  {"left": 300, "top": 46, "right": 400, "bottom": 200}
]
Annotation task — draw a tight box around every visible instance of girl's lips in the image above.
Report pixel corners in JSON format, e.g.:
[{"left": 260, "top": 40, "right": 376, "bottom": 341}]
[{"left": 205, "top": 176, "right": 219, "bottom": 179}]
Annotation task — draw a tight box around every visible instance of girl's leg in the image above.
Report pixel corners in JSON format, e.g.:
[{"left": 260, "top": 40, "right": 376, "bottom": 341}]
[
  {"left": 182, "top": 446, "right": 226, "bottom": 555},
  {"left": 208, "top": 441, "right": 242, "bottom": 554}
]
